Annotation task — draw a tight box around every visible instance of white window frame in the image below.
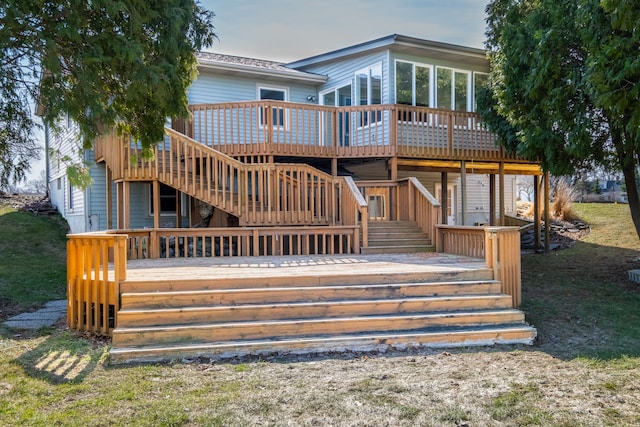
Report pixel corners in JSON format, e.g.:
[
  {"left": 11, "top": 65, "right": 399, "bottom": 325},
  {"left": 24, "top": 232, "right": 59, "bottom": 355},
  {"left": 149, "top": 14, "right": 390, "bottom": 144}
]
[
  {"left": 355, "top": 62, "right": 383, "bottom": 129},
  {"left": 257, "top": 85, "right": 289, "bottom": 129},
  {"left": 394, "top": 60, "right": 434, "bottom": 108},
  {"left": 435, "top": 66, "right": 472, "bottom": 112},
  {"left": 473, "top": 72, "right": 490, "bottom": 113}
]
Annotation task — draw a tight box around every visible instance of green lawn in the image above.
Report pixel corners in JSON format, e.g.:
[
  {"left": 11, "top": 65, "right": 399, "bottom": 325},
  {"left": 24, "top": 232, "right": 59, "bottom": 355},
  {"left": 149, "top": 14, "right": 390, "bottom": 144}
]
[
  {"left": 1, "top": 201, "right": 640, "bottom": 426},
  {"left": 0, "top": 204, "right": 68, "bottom": 310}
]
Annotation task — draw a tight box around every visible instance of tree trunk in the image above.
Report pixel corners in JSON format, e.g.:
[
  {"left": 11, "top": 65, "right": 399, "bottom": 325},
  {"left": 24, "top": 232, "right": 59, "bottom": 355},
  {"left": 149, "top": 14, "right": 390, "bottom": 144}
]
[{"left": 621, "top": 163, "right": 640, "bottom": 240}]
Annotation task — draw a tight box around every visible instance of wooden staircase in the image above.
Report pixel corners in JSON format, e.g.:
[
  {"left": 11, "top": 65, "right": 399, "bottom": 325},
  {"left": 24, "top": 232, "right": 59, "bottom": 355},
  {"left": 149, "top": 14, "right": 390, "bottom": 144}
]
[
  {"left": 362, "top": 221, "right": 434, "bottom": 254},
  {"left": 109, "top": 265, "right": 536, "bottom": 363}
]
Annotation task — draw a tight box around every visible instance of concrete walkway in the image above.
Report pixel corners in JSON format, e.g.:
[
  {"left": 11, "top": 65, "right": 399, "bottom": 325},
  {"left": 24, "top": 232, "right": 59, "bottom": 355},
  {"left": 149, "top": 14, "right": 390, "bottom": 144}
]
[{"left": 3, "top": 300, "right": 67, "bottom": 330}]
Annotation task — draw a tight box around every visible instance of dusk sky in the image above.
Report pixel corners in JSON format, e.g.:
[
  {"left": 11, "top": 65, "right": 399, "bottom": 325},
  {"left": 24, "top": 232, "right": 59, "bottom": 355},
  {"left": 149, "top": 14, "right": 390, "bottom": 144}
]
[{"left": 201, "top": 0, "right": 488, "bottom": 62}]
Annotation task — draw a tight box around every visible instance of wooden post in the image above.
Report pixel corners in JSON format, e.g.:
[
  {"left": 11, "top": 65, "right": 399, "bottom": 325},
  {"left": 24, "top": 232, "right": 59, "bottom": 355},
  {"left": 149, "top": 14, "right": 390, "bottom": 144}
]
[
  {"left": 489, "top": 173, "right": 496, "bottom": 226},
  {"left": 175, "top": 189, "right": 182, "bottom": 228},
  {"left": 460, "top": 160, "right": 466, "bottom": 225},
  {"left": 441, "top": 172, "right": 448, "bottom": 225},
  {"left": 544, "top": 170, "right": 551, "bottom": 253},
  {"left": 533, "top": 175, "right": 541, "bottom": 252},
  {"left": 152, "top": 181, "right": 160, "bottom": 229},
  {"left": 121, "top": 182, "right": 131, "bottom": 229},
  {"left": 499, "top": 162, "right": 505, "bottom": 226},
  {"left": 388, "top": 157, "right": 398, "bottom": 181},
  {"left": 106, "top": 168, "right": 113, "bottom": 229},
  {"left": 331, "top": 158, "right": 338, "bottom": 177}
]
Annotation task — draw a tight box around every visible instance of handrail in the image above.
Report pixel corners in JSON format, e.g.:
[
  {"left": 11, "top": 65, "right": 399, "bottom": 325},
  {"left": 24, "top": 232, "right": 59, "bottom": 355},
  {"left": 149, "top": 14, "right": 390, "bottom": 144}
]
[
  {"left": 342, "top": 176, "right": 369, "bottom": 249},
  {"left": 67, "top": 232, "right": 127, "bottom": 335},
  {"left": 436, "top": 225, "right": 521, "bottom": 308}
]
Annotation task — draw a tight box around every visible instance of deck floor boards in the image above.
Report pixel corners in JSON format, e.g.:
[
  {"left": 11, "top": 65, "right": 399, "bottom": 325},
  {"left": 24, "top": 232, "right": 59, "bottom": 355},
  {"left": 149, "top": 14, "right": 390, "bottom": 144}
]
[{"left": 120, "top": 253, "right": 487, "bottom": 283}]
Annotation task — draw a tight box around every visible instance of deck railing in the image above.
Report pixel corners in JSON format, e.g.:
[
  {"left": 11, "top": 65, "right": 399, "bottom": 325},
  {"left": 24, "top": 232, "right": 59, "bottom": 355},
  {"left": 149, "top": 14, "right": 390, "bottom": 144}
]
[
  {"left": 67, "top": 233, "right": 127, "bottom": 335},
  {"left": 187, "top": 101, "right": 519, "bottom": 162},
  {"left": 94, "top": 128, "right": 363, "bottom": 227},
  {"left": 436, "top": 225, "right": 522, "bottom": 307}
]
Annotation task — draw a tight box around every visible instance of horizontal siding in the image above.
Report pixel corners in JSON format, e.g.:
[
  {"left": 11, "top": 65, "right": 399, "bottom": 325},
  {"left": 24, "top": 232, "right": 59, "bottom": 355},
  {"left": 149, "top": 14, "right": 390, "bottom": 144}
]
[
  {"left": 306, "top": 51, "right": 390, "bottom": 104},
  {"left": 189, "top": 72, "right": 319, "bottom": 104}
]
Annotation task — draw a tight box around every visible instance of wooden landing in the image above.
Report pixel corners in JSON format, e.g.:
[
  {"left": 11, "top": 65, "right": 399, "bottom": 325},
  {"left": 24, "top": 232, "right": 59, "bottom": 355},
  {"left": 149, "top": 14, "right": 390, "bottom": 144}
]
[{"left": 110, "top": 253, "right": 536, "bottom": 363}]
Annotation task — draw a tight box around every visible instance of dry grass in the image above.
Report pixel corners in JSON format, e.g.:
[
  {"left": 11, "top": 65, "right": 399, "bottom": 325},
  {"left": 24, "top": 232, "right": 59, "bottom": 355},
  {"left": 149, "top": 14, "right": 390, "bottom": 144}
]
[
  {"left": 2, "top": 203, "right": 640, "bottom": 426},
  {"left": 552, "top": 180, "right": 579, "bottom": 221}
]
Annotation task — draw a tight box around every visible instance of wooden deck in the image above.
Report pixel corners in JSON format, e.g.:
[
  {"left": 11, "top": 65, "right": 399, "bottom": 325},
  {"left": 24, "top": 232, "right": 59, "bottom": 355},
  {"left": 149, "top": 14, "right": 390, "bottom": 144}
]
[{"left": 122, "top": 252, "right": 486, "bottom": 283}]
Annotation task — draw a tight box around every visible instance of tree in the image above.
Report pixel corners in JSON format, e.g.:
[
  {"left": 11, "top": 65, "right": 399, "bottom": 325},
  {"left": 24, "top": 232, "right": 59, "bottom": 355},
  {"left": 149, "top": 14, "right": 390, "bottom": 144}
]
[
  {"left": 480, "top": 0, "right": 640, "bottom": 238},
  {"left": 0, "top": 0, "right": 216, "bottom": 188}
]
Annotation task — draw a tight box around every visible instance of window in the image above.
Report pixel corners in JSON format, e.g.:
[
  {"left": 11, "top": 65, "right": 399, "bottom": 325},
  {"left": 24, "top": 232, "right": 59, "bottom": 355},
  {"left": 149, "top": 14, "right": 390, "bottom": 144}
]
[
  {"left": 355, "top": 63, "right": 382, "bottom": 126},
  {"left": 150, "top": 183, "right": 185, "bottom": 216},
  {"left": 68, "top": 181, "right": 74, "bottom": 211},
  {"left": 320, "top": 84, "right": 352, "bottom": 146},
  {"left": 395, "top": 61, "right": 431, "bottom": 107},
  {"left": 474, "top": 72, "right": 490, "bottom": 112},
  {"left": 436, "top": 67, "right": 470, "bottom": 111},
  {"left": 259, "top": 86, "right": 287, "bottom": 127}
]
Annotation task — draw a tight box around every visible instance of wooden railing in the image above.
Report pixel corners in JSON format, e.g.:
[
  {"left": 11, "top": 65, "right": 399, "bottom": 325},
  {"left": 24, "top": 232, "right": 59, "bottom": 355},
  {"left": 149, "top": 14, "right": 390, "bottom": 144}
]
[
  {"left": 95, "top": 128, "right": 362, "bottom": 227},
  {"left": 436, "top": 225, "right": 521, "bottom": 307},
  {"left": 398, "top": 177, "right": 441, "bottom": 244},
  {"left": 188, "top": 101, "right": 520, "bottom": 162},
  {"left": 112, "top": 226, "right": 360, "bottom": 259},
  {"left": 67, "top": 233, "right": 127, "bottom": 335},
  {"left": 342, "top": 176, "right": 369, "bottom": 248}
]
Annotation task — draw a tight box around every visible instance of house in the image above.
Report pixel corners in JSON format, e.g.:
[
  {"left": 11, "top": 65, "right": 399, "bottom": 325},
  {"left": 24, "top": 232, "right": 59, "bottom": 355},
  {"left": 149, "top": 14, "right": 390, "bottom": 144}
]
[
  {"left": 56, "top": 34, "right": 542, "bottom": 361},
  {"left": 50, "top": 34, "right": 539, "bottom": 235}
]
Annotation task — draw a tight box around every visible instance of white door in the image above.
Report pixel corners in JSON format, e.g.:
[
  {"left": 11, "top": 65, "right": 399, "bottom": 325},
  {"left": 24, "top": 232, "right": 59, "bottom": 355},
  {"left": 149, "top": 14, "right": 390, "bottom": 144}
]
[{"left": 435, "top": 183, "right": 457, "bottom": 225}]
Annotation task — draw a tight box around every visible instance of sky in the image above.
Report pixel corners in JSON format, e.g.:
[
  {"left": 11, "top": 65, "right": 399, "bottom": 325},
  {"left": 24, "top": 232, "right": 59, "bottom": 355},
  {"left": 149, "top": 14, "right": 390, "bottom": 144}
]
[
  {"left": 24, "top": 1, "right": 489, "bottom": 185},
  {"left": 201, "top": 0, "right": 488, "bottom": 62}
]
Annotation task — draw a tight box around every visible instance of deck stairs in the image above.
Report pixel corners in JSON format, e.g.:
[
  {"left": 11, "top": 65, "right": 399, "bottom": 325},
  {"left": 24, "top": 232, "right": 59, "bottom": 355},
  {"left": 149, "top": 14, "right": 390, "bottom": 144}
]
[
  {"left": 109, "top": 265, "right": 536, "bottom": 363},
  {"left": 362, "top": 221, "right": 434, "bottom": 254}
]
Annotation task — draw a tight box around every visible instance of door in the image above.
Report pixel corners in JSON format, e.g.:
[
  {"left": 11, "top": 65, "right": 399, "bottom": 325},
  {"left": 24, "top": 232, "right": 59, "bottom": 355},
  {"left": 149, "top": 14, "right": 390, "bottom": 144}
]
[
  {"left": 435, "top": 183, "right": 457, "bottom": 225},
  {"left": 367, "top": 187, "right": 388, "bottom": 221},
  {"left": 320, "top": 84, "right": 351, "bottom": 146}
]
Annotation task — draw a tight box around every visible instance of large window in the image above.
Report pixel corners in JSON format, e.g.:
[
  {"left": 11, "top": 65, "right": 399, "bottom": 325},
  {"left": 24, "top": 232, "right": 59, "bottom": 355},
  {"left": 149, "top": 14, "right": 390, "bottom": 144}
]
[
  {"left": 474, "top": 72, "right": 490, "bottom": 111},
  {"left": 395, "top": 61, "right": 431, "bottom": 107},
  {"left": 259, "top": 86, "right": 287, "bottom": 127},
  {"left": 436, "top": 67, "right": 470, "bottom": 111},
  {"left": 355, "top": 63, "right": 382, "bottom": 126}
]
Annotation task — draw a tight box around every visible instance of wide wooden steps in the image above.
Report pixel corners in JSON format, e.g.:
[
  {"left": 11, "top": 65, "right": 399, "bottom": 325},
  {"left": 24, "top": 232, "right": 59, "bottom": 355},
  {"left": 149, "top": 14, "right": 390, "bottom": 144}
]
[
  {"left": 110, "top": 266, "right": 536, "bottom": 363},
  {"left": 362, "top": 221, "right": 434, "bottom": 254}
]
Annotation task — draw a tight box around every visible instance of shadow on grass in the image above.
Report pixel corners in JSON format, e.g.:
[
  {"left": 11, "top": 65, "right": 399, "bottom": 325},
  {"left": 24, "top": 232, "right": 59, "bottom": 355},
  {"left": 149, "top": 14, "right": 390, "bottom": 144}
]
[
  {"left": 520, "top": 239, "right": 640, "bottom": 361},
  {"left": 11, "top": 330, "right": 108, "bottom": 384}
]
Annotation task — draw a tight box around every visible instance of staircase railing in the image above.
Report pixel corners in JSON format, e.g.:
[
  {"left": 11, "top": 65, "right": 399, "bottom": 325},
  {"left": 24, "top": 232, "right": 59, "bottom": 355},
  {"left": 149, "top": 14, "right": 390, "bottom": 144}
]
[{"left": 397, "top": 177, "right": 442, "bottom": 245}]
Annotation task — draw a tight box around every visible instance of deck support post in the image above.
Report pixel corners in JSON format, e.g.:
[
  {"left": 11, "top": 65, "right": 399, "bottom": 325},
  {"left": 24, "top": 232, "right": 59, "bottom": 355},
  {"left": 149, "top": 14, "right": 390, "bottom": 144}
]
[
  {"left": 489, "top": 173, "right": 496, "bottom": 226},
  {"left": 534, "top": 175, "right": 541, "bottom": 251},
  {"left": 152, "top": 180, "right": 160, "bottom": 229},
  {"left": 331, "top": 158, "right": 338, "bottom": 177},
  {"left": 441, "top": 172, "right": 448, "bottom": 225},
  {"left": 117, "top": 181, "right": 130, "bottom": 229},
  {"left": 175, "top": 189, "right": 182, "bottom": 228},
  {"left": 499, "top": 162, "right": 505, "bottom": 226},
  {"left": 106, "top": 167, "right": 113, "bottom": 229},
  {"left": 544, "top": 170, "right": 551, "bottom": 253},
  {"left": 460, "top": 161, "right": 467, "bottom": 225}
]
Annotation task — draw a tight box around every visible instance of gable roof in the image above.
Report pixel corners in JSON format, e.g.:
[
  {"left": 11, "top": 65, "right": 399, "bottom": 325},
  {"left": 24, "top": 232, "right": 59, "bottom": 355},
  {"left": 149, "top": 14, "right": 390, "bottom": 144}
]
[
  {"left": 196, "top": 52, "right": 327, "bottom": 84},
  {"left": 287, "top": 34, "right": 488, "bottom": 69}
]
